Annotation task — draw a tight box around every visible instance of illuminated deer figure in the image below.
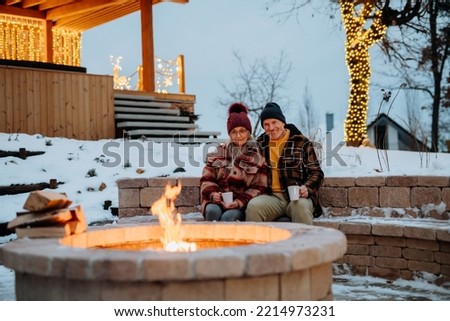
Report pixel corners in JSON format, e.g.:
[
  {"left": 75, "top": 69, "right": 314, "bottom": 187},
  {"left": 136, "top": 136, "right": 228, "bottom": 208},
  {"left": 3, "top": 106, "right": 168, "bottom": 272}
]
[{"left": 110, "top": 55, "right": 131, "bottom": 90}]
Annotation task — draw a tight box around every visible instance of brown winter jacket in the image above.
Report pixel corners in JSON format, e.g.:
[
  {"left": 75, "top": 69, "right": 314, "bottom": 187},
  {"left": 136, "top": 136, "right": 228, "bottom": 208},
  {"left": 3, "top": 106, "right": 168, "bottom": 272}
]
[
  {"left": 200, "top": 139, "right": 268, "bottom": 216},
  {"left": 257, "top": 124, "right": 324, "bottom": 217}
]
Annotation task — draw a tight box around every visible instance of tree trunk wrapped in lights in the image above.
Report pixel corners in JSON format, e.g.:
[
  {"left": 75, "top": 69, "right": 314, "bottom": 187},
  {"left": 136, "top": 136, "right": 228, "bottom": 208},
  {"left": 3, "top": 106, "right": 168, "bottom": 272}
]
[
  {"left": 265, "top": 0, "right": 423, "bottom": 147},
  {"left": 341, "top": 0, "right": 387, "bottom": 147}
]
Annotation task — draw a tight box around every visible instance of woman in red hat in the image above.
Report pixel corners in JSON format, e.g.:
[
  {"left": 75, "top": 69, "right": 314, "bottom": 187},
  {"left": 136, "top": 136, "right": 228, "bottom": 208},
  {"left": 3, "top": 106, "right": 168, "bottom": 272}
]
[{"left": 200, "top": 103, "right": 268, "bottom": 221}]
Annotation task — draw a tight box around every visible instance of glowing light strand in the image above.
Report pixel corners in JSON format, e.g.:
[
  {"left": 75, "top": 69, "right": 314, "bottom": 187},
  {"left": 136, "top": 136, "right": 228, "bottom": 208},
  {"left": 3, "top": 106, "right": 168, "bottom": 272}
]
[
  {"left": 154, "top": 56, "right": 181, "bottom": 94},
  {"left": 340, "top": 0, "right": 387, "bottom": 147},
  {"left": 52, "top": 28, "right": 81, "bottom": 66},
  {"left": 110, "top": 55, "right": 131, "bottom": 90},
  {"left": 0, "top": 16, "right": 44, "bottom": 61},
  {"left": 1, "top": 14, "right": 181, "bottom": 92}
]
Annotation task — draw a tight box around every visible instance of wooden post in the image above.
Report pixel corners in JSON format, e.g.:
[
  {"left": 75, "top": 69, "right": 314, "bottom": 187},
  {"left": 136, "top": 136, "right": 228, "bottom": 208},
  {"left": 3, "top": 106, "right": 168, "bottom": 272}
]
[
  {"left": 49, "top": 179, "right": 58, "bottom": 189},
  {"left": 103, "top": 200, "right": 112, "bottom": 210},
  {"left": 177, "top": 55, "right": 185, "bottom": 94},
  {"left": 44, "top": 20, "right": 53, "bottom": 63},
  {"left": 140, "top": 0, "right": 155, "bottom": 92},
  {"left": 19, "top": 148, "right": 26, "bottom": 159}
]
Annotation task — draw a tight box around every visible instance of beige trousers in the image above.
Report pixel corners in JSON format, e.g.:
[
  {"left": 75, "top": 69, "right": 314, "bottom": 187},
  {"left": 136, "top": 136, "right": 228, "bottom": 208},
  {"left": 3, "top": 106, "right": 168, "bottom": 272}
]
[{"left": 245, "top": 192, "right": 314, "bottom": 225}]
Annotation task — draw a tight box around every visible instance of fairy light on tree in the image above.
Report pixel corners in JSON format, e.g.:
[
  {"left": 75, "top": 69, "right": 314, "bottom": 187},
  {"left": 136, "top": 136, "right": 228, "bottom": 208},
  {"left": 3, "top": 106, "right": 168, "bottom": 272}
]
[
  {"left": 340, "top": 0, "right": 387, "bottom": 147},
  {"left": 257, "top": 1, "right": 423, "bottom": 146},
  {"left": 340, "top": 0, "right": 422, "bottom": 147}
]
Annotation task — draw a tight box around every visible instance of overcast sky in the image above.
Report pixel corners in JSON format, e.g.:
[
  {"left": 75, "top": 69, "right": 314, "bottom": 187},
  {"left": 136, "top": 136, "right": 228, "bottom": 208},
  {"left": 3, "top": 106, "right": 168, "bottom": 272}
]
[{"left": 81, "top": 0, "right": 396, "bottom": 139}]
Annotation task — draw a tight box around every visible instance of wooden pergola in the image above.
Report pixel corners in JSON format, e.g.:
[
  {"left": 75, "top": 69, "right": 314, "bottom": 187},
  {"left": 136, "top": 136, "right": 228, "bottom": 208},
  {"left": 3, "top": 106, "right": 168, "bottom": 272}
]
[
  {"left": 0, "top": 0, "right": 215, "bottom": 141},
  {"left": 0, "top": 0, "right": 188, "bottom": 92}
]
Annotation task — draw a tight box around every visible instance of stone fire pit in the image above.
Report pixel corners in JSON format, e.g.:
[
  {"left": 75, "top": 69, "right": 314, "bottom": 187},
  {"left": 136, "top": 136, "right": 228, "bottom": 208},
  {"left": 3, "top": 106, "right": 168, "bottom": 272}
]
[{"left": 0, "top": 221, "right": 346, "bottom": 300}]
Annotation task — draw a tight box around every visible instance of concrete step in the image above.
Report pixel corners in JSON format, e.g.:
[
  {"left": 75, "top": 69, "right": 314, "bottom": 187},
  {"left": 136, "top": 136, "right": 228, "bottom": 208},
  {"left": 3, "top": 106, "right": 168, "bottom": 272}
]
[
  {"left": 114, "top": 106, "right": 180, "bottom": 115},
  {"left": 117, "top": 121, "right": 197, "bottom": 130},
  {"left": 114, "top": 99, "right": 173, "bottom": 108},
  {"left": 114, "top": 93, "right": 160, "bottom": 101},
  {"left": 115, "top": 113, "right": 190, "bottom": 122},
  {"left": 125, "top": 129, "right": 221, "bottom": 140},
  {"left": 113, "top": 92, "right": 221, "bottom": 141},
  {"left": 114, "top": 92, "right": 194, "bottom": 104}
]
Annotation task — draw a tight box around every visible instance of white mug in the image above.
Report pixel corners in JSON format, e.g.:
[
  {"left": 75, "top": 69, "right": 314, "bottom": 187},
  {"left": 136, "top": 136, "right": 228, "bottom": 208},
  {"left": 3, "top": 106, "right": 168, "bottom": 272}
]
[
  {"left": 287, "top": 185, "right": 300, "bottom": 201},
  {"left": 221, "top": 192, "right": 233, "bottom": 205}
]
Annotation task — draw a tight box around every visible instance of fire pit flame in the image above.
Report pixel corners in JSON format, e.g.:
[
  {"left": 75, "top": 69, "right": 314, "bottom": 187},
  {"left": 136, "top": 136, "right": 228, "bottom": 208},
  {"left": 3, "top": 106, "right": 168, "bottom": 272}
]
[{"left": 151, "top": 180, "right": 196, "bottom": 252}]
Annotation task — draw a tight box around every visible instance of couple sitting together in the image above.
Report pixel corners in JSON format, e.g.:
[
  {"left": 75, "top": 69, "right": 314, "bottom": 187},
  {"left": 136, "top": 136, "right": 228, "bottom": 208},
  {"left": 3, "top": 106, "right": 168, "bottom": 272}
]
[{"left": 200, "top": 102, "right": 324, "bottom": 225}]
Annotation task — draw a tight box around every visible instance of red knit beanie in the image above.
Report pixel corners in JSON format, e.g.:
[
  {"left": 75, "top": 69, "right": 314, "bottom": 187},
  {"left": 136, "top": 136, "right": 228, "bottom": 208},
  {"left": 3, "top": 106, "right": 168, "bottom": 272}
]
[{"left": 227, "top": 103, "right": 252, "bottom": 134}]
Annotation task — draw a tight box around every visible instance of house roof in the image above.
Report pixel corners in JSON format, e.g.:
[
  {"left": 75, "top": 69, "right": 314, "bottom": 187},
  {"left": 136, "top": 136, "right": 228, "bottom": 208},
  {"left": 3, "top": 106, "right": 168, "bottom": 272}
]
[
  {"left": 367, "top": 113, "right": 430, "bottom": 151},
  {"left": 367, "top": 113, "right": 410, "bottom": 134},
  {"left": 0, "top": 0, "right": 188, "bottom": 31}
]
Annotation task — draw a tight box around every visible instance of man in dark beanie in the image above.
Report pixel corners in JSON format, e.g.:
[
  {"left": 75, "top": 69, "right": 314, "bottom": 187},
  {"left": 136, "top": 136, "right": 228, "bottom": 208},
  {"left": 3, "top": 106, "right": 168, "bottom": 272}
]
[
  {"left": 246, "top": 101, "right": 324, "bottom": 224},
  {"left": 259, "top": 102, "right": 286, "bottom": 125}
]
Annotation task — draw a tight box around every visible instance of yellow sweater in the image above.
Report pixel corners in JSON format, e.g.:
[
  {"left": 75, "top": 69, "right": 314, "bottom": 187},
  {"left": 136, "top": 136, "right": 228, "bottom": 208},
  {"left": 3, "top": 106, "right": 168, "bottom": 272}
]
[{"left": 269, "top": 129, "right": 290, "bottom": 192}]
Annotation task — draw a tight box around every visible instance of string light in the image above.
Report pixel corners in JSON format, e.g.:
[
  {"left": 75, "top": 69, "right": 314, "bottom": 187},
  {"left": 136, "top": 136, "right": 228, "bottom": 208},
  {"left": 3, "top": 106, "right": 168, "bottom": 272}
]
[
  {"left": 1, "top": 14, "right": 181, "bottom": 92},
  {"left": 1, "top": 14, "right": 81, "bottom": 66},
  {"left": 154, "top": 56, "right": 181, "bottom": 94},
  {"left": 0, "top": 16, "right": 44, "bottom": 61},
  {"left": 340, "top": 0, "right": 387, "bottom": 146},
  {"left": 109, "top": 55, "right": 183, "bottom": 93},
  {"left": 52, "top": 28, "right": 81, "bottom": 66}
]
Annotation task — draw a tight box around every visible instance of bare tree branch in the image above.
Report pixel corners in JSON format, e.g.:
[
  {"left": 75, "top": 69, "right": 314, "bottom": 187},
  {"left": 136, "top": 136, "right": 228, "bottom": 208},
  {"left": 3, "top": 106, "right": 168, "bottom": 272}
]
[{"left": 217, "top": 51, "right": 293, "bottom": 136}]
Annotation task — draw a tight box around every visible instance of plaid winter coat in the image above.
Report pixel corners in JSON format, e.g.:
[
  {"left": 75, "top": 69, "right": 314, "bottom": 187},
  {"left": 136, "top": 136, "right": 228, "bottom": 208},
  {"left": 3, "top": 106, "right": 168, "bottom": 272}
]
[
  {"left": 257, "top": 124, "right": 324, "bottom": 217},
  {"left": 200, "top": 139, "right": 268, "bottom": 216}
]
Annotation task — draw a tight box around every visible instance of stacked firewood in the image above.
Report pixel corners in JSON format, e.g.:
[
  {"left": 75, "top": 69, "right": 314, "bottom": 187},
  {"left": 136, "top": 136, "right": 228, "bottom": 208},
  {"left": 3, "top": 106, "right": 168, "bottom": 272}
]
[{"left": 7, "top": 190, "right": 87, "bottom": 238}]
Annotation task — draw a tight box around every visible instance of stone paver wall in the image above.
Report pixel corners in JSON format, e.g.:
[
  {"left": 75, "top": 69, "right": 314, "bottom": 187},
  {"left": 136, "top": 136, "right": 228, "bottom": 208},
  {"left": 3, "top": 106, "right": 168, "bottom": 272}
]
[
  {"left": 3, "top": 223, "right": 345, "bottom": 300},
  {"left": 314, "top": 218, "right": 450, "bottom": 283},
  {"left": 118, "top": 176, "right": 450, "bottom": 220},
  {"left": 118, "top": 177, "right": 201, "bottom": 217},
  {"left": 117, "top": 176, "right": 450, "bottom": 283},
  {"left": 320, "top": 176, "right": 450, "bottom": 220}
]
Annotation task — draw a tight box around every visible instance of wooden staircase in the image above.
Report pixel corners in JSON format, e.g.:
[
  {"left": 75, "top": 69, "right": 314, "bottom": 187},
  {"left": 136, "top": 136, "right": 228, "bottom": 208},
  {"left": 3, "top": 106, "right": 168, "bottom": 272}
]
[{"left": 114, "top": 92, "right": 221, "bottom": 143}]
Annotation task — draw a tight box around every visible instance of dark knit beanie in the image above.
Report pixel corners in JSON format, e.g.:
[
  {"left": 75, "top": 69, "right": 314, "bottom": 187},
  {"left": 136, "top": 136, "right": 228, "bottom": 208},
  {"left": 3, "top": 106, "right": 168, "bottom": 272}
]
[
  {"left": 260, "top": 102, "right": 286, "bottom": 127},
  {"left": 227, "top": 103, "right": 252, "bottom": 134}
]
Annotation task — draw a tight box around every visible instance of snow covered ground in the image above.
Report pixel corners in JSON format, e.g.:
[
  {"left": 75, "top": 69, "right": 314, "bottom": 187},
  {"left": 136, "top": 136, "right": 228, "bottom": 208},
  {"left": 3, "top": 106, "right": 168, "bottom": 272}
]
[
  {"left": 332, "top": 266, "right": 450, "bottom": 301},
  {"left": 1, "top": 132, "right": 450, "bottom": 301},
  {"left": 1, "top": 132, "right": 449, "bottom": 226}
]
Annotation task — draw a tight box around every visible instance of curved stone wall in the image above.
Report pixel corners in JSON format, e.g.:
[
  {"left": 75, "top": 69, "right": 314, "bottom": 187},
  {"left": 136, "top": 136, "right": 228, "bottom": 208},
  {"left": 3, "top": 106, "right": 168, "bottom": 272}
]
[
  {"left": 1, "top": 222, "right": 346, "bottom": 300},
  {"left": 315, "top": 217, "right": 450, "bottom": 284},
  {"left": 319, "top": 176, "right": 450, "bottom": 220},
  {"left": 116, "top": 176, "right": 450, "bottom": 285}
]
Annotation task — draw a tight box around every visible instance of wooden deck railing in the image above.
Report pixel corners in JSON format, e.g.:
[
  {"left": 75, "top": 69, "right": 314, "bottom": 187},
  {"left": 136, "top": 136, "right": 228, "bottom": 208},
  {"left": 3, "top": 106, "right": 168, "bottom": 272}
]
[
  {"left": 1, "top": 62, "right": 196, "bottom": 140},
  {"left": 0, "top": 65, "right": 115, "bottom": 140}
]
